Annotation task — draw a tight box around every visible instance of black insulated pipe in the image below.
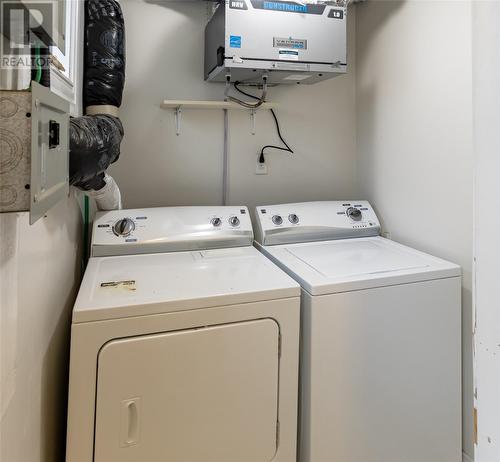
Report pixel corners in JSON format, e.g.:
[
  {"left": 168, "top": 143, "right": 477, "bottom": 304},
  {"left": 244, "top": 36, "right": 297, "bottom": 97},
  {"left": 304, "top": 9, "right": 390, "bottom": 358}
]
[
  {"left": 69, "top": 115, "right": 123, "bottom": 189},
  {"left": 84, "top": 0, "right": 125, "bottom": 109},
  {"left": 69, "top": 0, "right": 125, "bottom": 191}
]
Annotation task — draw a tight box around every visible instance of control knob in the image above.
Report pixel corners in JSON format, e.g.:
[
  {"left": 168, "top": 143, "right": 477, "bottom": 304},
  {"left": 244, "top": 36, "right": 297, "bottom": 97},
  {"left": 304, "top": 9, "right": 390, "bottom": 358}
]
[
  {"left": 211, "top": 217, "right": 222, "bottom": 227},
  {"left": 288, "top": 214, "right": 299, "bottom": 224},
  {"left": 272, "top": 215, "right": 283, "bottom": 225},
  {"left": 229, "top": 216, "right": 240, "bottom": 227},
  {"left": 113, "top": 218, "right": 135, "bottom": 236},
  {"left": 346, "top": 207, "right": 362, "bottom": 221}
]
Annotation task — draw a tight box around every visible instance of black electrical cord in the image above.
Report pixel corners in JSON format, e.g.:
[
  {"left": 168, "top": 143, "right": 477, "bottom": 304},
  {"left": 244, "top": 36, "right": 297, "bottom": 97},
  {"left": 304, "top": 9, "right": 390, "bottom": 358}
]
[{"left": 234, "top": 82, "right": 294, "bottom": 163}]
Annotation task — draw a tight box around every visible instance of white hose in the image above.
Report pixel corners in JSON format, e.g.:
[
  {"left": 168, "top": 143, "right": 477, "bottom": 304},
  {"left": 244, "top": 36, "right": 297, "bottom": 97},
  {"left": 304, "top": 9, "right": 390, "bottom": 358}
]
[{"left": 87, "top": 174, "right": 122, "bottom": 210}]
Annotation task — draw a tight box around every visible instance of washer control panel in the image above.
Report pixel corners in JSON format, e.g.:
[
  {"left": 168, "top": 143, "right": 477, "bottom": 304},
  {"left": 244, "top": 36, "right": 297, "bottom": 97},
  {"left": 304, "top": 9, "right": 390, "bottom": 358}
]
[
  {"left": 254, "top": 201, "right": 381, "bottom": 246},
  {"left": 92, "top": 206, "right": 253, "bottom": 257}
]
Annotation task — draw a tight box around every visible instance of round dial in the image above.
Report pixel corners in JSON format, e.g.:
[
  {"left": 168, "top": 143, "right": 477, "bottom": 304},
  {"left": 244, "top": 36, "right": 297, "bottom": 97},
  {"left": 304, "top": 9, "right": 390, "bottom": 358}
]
[
  {"left": 229, "top": 216, "right": 240, "bottom": 227},
  {"left": 272, "top": 215, "right": 283, "bottom": 226},
  {"left": 346, "top": 207, "right": 362, "bottom": 221},
  {"left": 211, "top": 217, "right": 222, "bottom": 227},
  {"left": 113, "top": 218, "right": 135, "bottom": 236},
  {"left": 288, "top": 214, "right": 299, "bottom": 225}
]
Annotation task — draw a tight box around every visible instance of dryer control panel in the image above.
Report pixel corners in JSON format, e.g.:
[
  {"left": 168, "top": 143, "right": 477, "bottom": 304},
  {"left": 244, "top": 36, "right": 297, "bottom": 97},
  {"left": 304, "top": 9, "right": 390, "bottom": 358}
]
[
  {"left": 254, "top": 201, "right": 381, "bottom": 246},
  {"left": 92, "top": 206, "right": 253, "bottom": 257}
]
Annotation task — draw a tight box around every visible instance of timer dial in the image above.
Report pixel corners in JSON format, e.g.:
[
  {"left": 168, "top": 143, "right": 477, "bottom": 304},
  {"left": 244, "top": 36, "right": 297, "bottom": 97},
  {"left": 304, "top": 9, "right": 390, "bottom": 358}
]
[
  {"left": 346, "top": 207, "right": 362, "bottom": 221},
  {"left": 113, "top": 218, "right": 135, "bottom": 236}
]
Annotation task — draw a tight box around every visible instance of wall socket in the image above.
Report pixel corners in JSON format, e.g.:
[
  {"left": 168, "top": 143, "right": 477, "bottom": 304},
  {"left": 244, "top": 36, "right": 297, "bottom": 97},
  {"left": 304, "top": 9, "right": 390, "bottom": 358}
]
[{"left": 256, "top": 162, "right": 268, "bottom": 175}]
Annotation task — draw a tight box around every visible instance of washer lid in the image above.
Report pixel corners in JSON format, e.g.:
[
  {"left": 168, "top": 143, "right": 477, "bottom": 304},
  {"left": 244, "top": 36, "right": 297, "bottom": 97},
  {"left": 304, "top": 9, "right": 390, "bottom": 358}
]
[
  {"left": 258, "top": 236, "right": 461, "bottom": 295},
  {"left": 73, "top": 246, "right": 300, "bottom": 323}
]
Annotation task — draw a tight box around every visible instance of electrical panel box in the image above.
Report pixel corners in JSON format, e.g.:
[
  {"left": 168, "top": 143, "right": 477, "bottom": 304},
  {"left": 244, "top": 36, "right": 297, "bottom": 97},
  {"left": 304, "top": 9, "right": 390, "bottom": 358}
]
[
  {"left": 0, "top": 82, "right": 69, "bottom": 224},
  {"left": 205, "top": 0, "right": 347, "bottom": 85}
]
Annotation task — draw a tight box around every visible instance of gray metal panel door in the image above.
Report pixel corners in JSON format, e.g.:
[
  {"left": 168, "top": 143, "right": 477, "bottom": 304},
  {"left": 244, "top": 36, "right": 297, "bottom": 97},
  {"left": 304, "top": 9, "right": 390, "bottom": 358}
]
[
  {"left": 94, "top": 319, "right": 280, "bottom": 462},
  {"left": 30, "top": 82, "right": 69, "bottom": 224}
]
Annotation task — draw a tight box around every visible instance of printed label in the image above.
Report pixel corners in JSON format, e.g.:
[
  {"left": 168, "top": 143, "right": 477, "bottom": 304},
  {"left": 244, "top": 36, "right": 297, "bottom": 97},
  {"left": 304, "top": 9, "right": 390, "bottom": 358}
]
[
  {"left": 229, "top": 0, "right": 248, "bottom": 9},
  {"left": 251, "top": 0, "right": 325, "bottom": 14},
  {"left": 283, "top": 74, "right": 312, "bottom": 81},
  {"left": 230, "top": 35, "right": 242, "bottom": 48},
  {"left": 100, "top": 280, "right": 137, "bottom": 291},
  {"left": 263, "top": 1, "right": 306, "bottom": 12},
  {"left": 279, "top": 49, "right": 299, "bottom": 61},
  {"left": 328, "top": 8, "right": 344, "bottom": 19},
  {"left": 274, "top": 37, "right": 307, "bottom": 50}
]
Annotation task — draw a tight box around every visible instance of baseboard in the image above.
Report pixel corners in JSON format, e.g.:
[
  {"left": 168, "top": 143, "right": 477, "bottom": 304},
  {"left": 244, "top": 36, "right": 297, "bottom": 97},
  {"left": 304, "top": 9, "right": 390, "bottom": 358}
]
[{"left": 463, "top": 451, "right": 474, "bottom": 462}]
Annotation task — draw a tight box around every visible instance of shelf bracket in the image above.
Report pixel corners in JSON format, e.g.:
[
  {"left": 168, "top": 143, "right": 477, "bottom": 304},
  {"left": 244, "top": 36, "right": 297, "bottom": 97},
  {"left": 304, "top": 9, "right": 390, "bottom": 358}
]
[
  {"left": 250, "top": 109, "right": 256, "bottom": 135},
  {"left": 175, "top": 106, "right": 182, "bottom": 136}
]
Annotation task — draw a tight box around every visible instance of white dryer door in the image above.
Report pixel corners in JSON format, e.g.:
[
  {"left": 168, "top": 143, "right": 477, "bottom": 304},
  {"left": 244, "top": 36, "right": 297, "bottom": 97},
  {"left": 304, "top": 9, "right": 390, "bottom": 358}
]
[{"left": 94, "top": 319, "right": 280, "bottom": 462}]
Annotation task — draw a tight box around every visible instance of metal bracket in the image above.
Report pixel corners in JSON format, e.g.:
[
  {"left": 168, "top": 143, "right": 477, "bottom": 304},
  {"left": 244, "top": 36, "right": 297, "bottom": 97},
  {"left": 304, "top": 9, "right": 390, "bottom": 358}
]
[
  {"left": 175, "top": 107, "right": 182, "bottom": 136},
  {"left": 250, "top": 109, "right": 256, "bottom": 135}
]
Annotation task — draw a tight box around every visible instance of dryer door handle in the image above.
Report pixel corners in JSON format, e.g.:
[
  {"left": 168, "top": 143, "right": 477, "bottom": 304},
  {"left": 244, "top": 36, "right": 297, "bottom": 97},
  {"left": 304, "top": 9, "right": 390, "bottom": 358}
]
[{"left": 120, "top": 398, "right": 141, "bottom": 447}]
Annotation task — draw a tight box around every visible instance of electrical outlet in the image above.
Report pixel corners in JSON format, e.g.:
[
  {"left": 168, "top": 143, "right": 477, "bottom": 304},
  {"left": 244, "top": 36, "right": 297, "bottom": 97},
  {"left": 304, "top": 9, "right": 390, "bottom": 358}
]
[{"left": 256, "top": 162, "right": 268, "bottom": 175}]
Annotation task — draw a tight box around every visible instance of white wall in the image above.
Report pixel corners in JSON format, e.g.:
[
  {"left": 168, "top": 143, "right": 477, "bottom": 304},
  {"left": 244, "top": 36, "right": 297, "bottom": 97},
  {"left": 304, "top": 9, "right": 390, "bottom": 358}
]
[
  {"left": 0, "top": 196, "right": 82, "bottom": 462},
  {"left": 472, "top": 2, "right": 500, "bottom": 461},
  {"left": 355, "top": 1, "right": 474, "bottom": 459},
  {"left": 109, "top": 0, "right": 357, "bottom": 210},
  {"left": 0, "top": 3, "right": 84, "bottom": 458}
]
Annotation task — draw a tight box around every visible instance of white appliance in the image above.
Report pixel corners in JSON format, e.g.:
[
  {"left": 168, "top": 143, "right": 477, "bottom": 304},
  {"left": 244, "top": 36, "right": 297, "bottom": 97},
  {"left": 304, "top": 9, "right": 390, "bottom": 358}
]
[
  {"left": 66, "top": 206, "right": 301, "bottom": 462},
  {"left": 204, "top": 0, "right": 347, "bottom": 85},
  {"left": 254, "top": 201, "right": 462, "bottom": 462}
]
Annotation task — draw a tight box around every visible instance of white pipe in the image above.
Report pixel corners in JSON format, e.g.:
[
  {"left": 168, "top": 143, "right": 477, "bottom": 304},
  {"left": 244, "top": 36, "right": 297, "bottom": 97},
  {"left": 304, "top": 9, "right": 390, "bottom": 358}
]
[
  {"left": 222, "top": 108, "right": 229, "bottom": 205},
  {"left": 87, "top": 174, "right": 122, "bottom": 211}
]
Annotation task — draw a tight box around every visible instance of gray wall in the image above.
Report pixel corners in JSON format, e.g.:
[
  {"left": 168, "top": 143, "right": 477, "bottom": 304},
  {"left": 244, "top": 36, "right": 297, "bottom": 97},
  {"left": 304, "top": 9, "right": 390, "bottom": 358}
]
[
  {"left": 0, "top": 197, "right": 82, "bottom": 462},
  {"left": 356, "top": 1, "right": 474, "bottom": 458},
  {"left": 109, "top": 0, "right": 358, "bottom": 210},
  {"left": 472, "top": 1, "right": 500, "bottom": 460}
]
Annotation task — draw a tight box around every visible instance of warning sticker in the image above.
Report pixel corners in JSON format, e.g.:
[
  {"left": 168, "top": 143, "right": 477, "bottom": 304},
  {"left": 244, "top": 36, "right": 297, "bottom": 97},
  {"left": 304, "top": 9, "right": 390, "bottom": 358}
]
[
  {"left": 100, "top": 280, "right": 137, "bottom": 291},
  {"left": 279, "top": 49, "right": 299, "bottom": 61},
  {"left": 283, "top": 74, "right": 312, "bottom": 81}
]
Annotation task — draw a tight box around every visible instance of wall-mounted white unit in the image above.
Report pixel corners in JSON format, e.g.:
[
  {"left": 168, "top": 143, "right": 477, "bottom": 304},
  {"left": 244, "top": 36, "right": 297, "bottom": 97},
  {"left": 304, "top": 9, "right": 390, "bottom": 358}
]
[{"left": 205, "top": 0, "right": 347, "bottom": 85}]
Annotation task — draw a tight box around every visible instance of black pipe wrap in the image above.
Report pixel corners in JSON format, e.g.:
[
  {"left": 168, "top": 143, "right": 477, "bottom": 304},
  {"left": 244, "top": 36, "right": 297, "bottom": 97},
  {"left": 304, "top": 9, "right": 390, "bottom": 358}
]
[
  {"left": 69, "top": 0, "right": 126, "bottom": 190},
  {"left": 84, "top": 0, "right": 125, "bottom": 108},
  {"left": 69, "top": 115, "right": 124, "bottom": 190}
]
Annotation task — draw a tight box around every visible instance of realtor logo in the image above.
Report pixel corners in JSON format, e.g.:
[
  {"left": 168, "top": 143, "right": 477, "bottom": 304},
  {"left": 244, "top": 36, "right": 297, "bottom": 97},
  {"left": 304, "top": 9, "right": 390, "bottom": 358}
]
[{"left": 1, "top": 0, "right": 59, "bottom": 69}]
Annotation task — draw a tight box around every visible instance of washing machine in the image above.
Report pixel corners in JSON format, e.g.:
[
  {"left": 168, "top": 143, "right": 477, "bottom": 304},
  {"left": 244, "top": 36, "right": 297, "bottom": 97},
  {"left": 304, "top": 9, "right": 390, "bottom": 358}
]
[
  {"left": 254, "top": 201, "right": 462, "bottom": 462},
  {"left": 65, "top": 206, "right": 301, "bottom": 462}
]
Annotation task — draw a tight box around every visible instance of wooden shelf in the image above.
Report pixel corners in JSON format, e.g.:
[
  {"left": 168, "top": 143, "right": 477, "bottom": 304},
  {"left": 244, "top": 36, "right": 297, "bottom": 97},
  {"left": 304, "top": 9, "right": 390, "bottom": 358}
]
[
  {"left": 160, "top": 100, "right": 276, "bottom": 110},
  {"left": 160, "top": 99, "right": 276, "bottom": 135}
]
